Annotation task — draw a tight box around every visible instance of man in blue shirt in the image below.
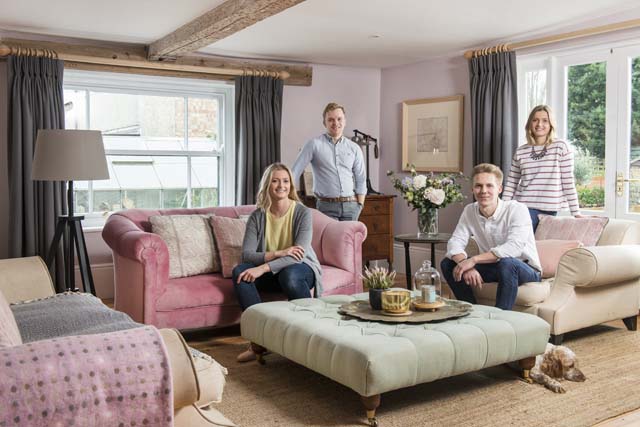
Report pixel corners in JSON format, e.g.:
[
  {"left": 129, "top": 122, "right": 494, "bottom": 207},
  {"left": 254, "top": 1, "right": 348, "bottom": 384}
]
[{"left": 291, "top": 102, "right": 367, "bottom": 221}]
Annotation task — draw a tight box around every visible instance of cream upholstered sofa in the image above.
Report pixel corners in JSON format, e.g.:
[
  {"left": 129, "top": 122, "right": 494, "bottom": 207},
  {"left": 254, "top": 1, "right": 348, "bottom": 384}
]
[
  {"left": 469, "top": 218, "right": 640, "bottom": 344},
  {"left": 0, "top": 256, "right": 234, "bottom": 427}
]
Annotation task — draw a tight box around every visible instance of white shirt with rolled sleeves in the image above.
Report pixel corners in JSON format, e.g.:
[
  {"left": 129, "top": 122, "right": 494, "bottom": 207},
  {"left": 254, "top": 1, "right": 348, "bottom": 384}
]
[
  {"left": 445, "top": 199, "right": 542, "bottom": 273},
  {"left": 291, "top": 134, "right": 366, "bottom": 198}
]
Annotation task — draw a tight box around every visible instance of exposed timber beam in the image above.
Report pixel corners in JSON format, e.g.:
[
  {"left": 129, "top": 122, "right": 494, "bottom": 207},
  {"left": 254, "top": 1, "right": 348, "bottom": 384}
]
[
  {"left": 148, "top": 0, "right": 306, "bottom": 60},
  {"left": 0, "top": 37, "right": 312, "bottom": 86}
]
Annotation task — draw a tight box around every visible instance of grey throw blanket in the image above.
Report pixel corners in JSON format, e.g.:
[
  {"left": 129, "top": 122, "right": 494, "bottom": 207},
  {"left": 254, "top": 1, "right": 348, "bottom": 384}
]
[{"left": 11, "top": 292, "right": 141, "bottom": 343}]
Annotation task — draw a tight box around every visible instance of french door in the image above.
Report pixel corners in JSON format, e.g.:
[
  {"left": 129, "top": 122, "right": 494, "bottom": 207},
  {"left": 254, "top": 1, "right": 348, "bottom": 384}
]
[{"left": 521, "top": 44, "right": 640, "bottom": 220}]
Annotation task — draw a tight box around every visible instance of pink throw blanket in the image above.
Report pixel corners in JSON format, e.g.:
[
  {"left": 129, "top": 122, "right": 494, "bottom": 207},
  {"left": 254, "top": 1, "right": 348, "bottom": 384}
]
[{"left": 0, "top": 326, "right": 173, "bottom": 427}]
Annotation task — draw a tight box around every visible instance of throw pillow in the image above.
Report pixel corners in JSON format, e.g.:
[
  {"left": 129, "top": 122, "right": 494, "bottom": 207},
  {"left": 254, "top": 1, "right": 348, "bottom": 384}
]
[
  {"left": 535, "top": 239, "right": 582, "bottom": 279},
  {"left": 535, "top": 215, "right": 609, "bottom": 247},
  {"left": 0, "top": 291, "right": 22, "bottom": 348},
  {"left": 209, "top": 216, "right": 248, "bottom": 278},
  {"left": 150, "top": 214, "right": 220, "bottom": 279}
]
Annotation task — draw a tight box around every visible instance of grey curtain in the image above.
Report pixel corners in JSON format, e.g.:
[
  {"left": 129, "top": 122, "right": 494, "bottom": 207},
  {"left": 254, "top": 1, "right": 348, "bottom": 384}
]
[
  {"left": 469, "top": 51, "right": 518, "bottom": 173},
  {"left": 8, "top": 55, "right": 66, "bottom": 291},
  {"left": 235, "top": 75, "right": 283, "bottom": 204}
]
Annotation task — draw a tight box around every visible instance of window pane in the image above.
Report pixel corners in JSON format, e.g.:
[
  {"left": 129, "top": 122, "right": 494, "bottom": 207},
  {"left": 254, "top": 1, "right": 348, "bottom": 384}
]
[
  {"left": 188, "top": 98, "right": 220, "bottom": 152},
  {"left": 90, "top": 92, "right": 186, "bottom": 151},
  {"left": 191, "top": 157, "right": 219, "bottom": 207},
  {"left": 64, "top": 89, "right": 87, "bottom": 130},
  {"left": 629, "top": 57, "right": 640, "bottom": 213},
  {"left": 567, "top": 62, "right": 606, "bottom": 211},
  {"left": 524, "top": 69, "right": 547, "bottom": 112}
]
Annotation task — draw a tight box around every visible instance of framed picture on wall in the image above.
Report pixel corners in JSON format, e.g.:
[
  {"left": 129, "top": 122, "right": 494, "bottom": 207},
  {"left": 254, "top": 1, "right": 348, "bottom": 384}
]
[{"left": 402, "top": 95, "right": 464, "bottom": 172}]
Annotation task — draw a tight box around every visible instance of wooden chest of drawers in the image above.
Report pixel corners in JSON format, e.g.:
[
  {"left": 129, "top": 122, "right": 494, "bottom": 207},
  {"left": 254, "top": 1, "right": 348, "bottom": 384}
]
[
  {"left": 299, "top": 194, "right": 395, "bottom": 266},
  {"left": 358, "top": 195, "right": 395, "bottom": 266}
]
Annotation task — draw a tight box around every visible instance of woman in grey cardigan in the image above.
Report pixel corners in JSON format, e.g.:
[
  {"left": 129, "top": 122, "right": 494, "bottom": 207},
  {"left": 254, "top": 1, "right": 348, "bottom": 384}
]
[{"left": 233, "top": 163, "right": 322, "bottom": 362}]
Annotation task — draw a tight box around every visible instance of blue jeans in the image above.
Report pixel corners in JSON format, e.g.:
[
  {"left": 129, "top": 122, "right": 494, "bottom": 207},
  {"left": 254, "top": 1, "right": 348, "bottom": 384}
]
[
  {"left": 232, "top": 262, "right": 315, "bottom": 311},
  {"left": 316, "top": 200, "right": 362, "bottom": 221},
  {"left": 440, "top": 257, "right": 541, "bottom": 310},
  {"left": 528, "top": 208, "right": 557, "bottom": 232}
]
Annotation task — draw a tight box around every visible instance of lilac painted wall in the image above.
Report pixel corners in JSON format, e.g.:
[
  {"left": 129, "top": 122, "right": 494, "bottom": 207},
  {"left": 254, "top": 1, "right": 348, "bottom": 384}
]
[
  {"left": 281, "top": 64, "right": 381, "bottom": 190},
  {"left": 379, "top": 55, "right": 473, "bottom": 237}
]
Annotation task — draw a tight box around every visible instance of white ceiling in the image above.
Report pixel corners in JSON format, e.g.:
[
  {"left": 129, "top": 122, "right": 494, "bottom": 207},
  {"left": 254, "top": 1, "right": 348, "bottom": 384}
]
[{"left": 1, "top": 0, "right": 640, "bottom": 68}]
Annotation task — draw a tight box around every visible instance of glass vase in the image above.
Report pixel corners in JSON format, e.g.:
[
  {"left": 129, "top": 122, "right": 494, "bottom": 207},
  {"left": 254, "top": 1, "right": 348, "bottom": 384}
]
[{"left": 417, "top": 208, "right": 439, "bottom": 238}]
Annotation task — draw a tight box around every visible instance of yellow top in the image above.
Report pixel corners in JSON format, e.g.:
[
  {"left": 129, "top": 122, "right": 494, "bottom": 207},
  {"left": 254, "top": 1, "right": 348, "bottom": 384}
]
[{"left": 266, "top": 201, "right": 296, "bottom": 252}]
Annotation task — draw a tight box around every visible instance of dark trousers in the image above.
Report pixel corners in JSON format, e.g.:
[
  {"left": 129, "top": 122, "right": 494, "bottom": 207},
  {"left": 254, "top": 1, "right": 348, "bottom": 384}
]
[
  {"left": 528, "top": 208, "right": 557, "bottom": 232},
  {"left": 232, "top": 262, "right": 315, "bottom": 311},
  {"left": 440, "top": 257, "right": 541, "bottom": 310}
]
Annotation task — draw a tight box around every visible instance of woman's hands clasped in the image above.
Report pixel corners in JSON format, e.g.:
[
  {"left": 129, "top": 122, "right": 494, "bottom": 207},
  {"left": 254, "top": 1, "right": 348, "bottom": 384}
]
[{"left": 276, "top": 245, "right": 305, "bottom": 261}]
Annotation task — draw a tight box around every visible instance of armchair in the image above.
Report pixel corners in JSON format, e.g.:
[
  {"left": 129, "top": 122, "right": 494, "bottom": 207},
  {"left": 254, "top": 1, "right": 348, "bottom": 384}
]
[
  {"left": 469, "top": 218, "right": 640, "bottom": 344},
  {"left": 0, "top": 256, "right": 235, "bottom": 427}
]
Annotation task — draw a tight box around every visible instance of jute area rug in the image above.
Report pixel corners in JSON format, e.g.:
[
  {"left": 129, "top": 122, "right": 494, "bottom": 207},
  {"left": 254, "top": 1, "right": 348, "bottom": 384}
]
[{"left": 187, "top": 323, "right": 640, "bottom": 427}]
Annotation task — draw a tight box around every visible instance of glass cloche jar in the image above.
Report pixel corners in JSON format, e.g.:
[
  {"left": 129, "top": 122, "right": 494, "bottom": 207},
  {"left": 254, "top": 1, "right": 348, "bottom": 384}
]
[{"left": 413, "top": 260, "right": 442, "bottom": 303}]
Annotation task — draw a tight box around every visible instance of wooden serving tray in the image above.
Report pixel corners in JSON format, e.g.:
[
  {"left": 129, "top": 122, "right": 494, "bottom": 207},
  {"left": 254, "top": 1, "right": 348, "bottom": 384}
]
[{"left": 338, "top": 299, "right": 472, "bottom": 323}]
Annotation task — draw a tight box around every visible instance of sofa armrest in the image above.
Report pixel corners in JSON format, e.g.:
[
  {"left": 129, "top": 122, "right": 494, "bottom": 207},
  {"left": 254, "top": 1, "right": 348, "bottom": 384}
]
[
  {"left": 555, "top": 245, "right": 640, "bottom": 288},
  {"left": 103, "top": 214, "right": 169, "bottom": 263},
  {"left": 0, "top": 256, "right": 55, "bottom": 303},
  {"left": 0, "top": 326, "right": 173, "bottom": 427},
  {"left": 320, "top": 220, "right": 367, "bottom": 286}
]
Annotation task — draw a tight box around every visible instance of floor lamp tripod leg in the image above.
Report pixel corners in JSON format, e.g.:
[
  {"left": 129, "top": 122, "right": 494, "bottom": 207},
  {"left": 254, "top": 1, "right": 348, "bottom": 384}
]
[{"left": 72, "top": 220, "right": 96, "bottom": 296}]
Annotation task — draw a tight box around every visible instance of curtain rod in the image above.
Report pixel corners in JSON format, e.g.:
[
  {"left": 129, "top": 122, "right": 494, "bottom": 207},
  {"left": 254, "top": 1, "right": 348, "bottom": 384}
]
[
  {"left": 0, "top": 42, "right": 291, "bottom": 80},
  {"left": 464, "top": 17, "right": 640, "bottom": 59}
]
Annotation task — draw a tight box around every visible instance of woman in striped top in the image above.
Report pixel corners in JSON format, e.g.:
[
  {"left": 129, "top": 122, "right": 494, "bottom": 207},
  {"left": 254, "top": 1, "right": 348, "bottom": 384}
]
[{"left": 503, "top": 105, "right": 581, "bottom": 231}]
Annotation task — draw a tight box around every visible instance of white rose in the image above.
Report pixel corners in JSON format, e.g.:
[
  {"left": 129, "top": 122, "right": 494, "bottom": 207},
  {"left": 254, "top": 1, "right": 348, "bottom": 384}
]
[
  {"left": 425, "top": 188, "right": 446, "bottom": 205},
  {"left": 412, "top": 175, "right": 427, "bottom": 189}
]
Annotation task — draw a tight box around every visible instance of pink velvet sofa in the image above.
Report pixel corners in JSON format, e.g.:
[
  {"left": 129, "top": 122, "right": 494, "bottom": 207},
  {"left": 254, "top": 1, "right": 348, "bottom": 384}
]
[{"left": 102, "top": 206, "right": 367, "bottom": 330}]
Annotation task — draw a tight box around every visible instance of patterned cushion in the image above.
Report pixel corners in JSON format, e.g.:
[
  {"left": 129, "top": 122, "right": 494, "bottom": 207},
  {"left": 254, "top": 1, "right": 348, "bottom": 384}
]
[
  {"left": 210, "top": 216, "right": 248, "bottom": 278},
  {"left": 150, "top": 214, "right": 220, "bottom": 279},
  {"left": 535, "top": 215, "right": 609, "bottom": 247},
  {"left": 0, "top": 291, "right": 22, "bottom": 348},
  {"left": 536, "top": 239, "right": 582, "bottom": 279}
]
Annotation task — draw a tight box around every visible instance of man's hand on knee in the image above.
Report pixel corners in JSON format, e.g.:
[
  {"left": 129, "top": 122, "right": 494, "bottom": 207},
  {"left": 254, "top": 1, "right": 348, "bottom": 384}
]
[{"left": 463, "top": 269, "right": 483, "bottom": 289}]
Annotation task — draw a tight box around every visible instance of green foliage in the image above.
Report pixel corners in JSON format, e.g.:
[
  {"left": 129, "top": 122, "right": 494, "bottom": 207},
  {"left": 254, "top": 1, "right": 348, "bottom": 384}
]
[
  {"left": 573, "top": 147, "right": 596, "bottom": 187},
  {"left": 577, "top": 187, "right": 605, "bottom": 208}
]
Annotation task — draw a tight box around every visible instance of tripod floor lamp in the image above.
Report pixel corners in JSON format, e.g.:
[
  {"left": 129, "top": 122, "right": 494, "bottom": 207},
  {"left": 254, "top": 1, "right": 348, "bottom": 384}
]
[{"left": 32, "top": 129, "right": 109, "bottom": 295}]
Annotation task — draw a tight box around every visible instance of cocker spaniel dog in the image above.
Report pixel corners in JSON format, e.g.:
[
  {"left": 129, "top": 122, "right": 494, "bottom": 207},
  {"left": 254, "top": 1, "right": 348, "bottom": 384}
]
[{"left": 530, "top": 343, "right": 586, "bottom": 393}]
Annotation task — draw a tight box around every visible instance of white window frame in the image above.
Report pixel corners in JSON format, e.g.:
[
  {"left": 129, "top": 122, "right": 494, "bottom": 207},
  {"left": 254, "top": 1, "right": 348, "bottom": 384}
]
[{"left": 64, "top": 70, "right": 235, "bottom": 227}]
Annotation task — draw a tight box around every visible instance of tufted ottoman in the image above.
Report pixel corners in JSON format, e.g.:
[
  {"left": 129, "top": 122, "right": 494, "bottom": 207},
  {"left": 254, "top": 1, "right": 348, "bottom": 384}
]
[{"left": 241, "top": 294, "right": 550, "bottom": 426}]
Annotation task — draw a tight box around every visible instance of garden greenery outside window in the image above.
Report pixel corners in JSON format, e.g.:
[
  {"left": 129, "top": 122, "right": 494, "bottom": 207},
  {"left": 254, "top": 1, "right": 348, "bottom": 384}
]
[{"left": 63, "top": 71, "right": 234, "bottom": 227}]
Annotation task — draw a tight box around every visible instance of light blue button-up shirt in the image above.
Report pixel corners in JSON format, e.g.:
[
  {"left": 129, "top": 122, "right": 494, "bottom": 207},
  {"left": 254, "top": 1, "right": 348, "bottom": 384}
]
[{"left": 291, "top": 134, "right": 366, "bottom": 198}]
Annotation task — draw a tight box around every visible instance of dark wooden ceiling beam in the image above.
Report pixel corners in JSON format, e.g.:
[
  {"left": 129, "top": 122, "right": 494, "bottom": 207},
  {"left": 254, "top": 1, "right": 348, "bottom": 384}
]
[{"left": 148, "top": 0, "right": 306, "bottom": 60}]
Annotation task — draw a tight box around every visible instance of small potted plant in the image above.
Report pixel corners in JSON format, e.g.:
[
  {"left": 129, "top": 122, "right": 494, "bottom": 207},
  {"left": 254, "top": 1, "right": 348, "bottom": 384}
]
[{"left": 362, "top": 266, "right": 396, "bottom": 310}]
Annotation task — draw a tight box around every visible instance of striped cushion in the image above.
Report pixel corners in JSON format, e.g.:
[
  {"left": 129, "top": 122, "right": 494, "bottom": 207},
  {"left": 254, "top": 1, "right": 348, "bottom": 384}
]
[{"left": 535, "top": 215, "right": 609, "bottom": 247}]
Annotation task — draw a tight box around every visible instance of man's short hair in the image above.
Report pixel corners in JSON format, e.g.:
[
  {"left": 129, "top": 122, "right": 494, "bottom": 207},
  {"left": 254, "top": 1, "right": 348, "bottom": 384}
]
[
  {"left": 323, "top": 102, "right": 345, "bottom": 119},
  {"left": 472, "top": 163, "right": 503, "bottom": 183}
]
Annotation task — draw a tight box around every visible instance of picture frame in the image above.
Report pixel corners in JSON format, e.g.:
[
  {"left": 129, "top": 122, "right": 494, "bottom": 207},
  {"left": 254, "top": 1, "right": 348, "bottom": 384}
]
[{"left": 402, "top": 95, "right": 464, "bottom": 172}]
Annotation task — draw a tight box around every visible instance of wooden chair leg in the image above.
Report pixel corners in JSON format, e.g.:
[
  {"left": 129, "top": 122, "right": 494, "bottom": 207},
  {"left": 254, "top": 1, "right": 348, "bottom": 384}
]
[
  {"left": 250, "top": 343, "right": 268, "bottom": 365},
  {"left": 622, "top": 314, "right": 638, "bottom": 331},
  {"left": 360, "top": 394, "right": 381, "bottom": 427},
  {"left": 550, "top": 334, "right": 564, "bottom": 345},
  {"left": 518, "top": 356, "right": 536, "bottom": 384}
]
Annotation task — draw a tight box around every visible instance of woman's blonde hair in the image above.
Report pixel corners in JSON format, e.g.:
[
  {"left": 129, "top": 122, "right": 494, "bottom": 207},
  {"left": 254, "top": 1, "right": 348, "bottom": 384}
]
[
  {"left": 255, "top": 163, "right": 300, "bottom": 210},
  {"left": 525, "top": 105, "right": 557, "bottom": 146}
]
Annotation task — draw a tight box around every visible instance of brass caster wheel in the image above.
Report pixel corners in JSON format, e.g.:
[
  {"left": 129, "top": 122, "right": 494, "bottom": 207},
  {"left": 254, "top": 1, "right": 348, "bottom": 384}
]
[{"left": 368, "top": 417, "right": 378, "bottom": 427}]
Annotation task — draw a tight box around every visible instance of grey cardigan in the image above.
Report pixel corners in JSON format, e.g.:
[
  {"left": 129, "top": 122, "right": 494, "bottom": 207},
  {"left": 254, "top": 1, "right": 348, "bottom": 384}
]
[{"left": 241, "top": 202, "right": 323, "bottom": 296}]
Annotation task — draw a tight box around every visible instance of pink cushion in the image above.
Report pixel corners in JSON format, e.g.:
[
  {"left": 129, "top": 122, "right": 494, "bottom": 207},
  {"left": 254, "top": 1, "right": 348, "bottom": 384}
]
[
  {"left": 210, "top": 216, "right": 248, "bottom": 278},
  {"left": 535, "top": 239, "right": 582, "bottom": 279},
  {"left": 535, "top": 215, "right": 609, "bottom": 246},
  {"left": 0, "top": 291, "right": 21, "bottom": 348}
]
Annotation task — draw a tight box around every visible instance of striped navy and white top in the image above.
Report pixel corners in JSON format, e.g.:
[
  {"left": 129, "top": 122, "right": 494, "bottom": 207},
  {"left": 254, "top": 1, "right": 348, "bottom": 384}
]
[{"left": 502, "top": 140, "right": 580, "bottom": 215}]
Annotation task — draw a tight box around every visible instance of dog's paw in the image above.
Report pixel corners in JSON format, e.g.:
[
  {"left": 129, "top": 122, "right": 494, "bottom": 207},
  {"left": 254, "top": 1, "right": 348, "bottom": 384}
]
[{"left": 549, "top": 383, "right": 566, "bottom": 393}]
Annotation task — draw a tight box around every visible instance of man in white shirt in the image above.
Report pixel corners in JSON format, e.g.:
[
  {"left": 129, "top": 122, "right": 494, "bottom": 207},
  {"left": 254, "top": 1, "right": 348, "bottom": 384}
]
[{"left": 441, "top": 163, "right": 542, "bottom": 310}]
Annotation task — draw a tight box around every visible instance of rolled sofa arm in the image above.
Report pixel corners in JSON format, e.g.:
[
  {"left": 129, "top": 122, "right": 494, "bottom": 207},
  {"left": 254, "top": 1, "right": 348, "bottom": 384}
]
[
  {"left": 0, "top": 326, "right": 174, "bottom": 427},
  {"left": 0, "top": 256, "right": 55, "bottom": 303},
  {"left": 555, "top": 245, "right": 640, "bottom": 288},
  {"left": 102, "top": 213, "right": 169, "bottom": 263},
  {"left": 321, "top": 219, "right": 367, "bottom": 272}
]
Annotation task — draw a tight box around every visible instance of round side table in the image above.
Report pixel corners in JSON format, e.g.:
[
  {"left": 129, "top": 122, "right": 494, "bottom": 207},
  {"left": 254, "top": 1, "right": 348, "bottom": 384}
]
[{"left": 394, "top": 233, "right": 451, "bottom": 289}]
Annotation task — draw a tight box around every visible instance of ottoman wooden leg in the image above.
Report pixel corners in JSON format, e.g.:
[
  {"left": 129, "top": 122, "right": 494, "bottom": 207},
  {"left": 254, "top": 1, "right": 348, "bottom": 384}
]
[
  {"left": 250, "top": 343, "right": 268, "bottom": 365},
  {"left": 518, "top": 356, "right": 536, "bottom": 383},
  {"left": 360, "top": 394, "right": 381, "bottom": 427}
]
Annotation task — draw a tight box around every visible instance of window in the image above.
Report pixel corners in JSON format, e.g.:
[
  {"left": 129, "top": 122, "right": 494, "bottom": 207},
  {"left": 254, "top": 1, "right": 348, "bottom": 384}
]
[
  {"left": 517, "top": 38, "right": 640, "bottom": 221},
  {"left": 64, "top": 71, "right": 234, "bottom": 227}
]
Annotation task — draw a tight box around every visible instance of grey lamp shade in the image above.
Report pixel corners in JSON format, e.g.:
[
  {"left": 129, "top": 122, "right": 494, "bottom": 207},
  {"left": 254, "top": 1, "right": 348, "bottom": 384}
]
[{"left": 32, "top": 129, "right": 109, "bottom": 181}]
